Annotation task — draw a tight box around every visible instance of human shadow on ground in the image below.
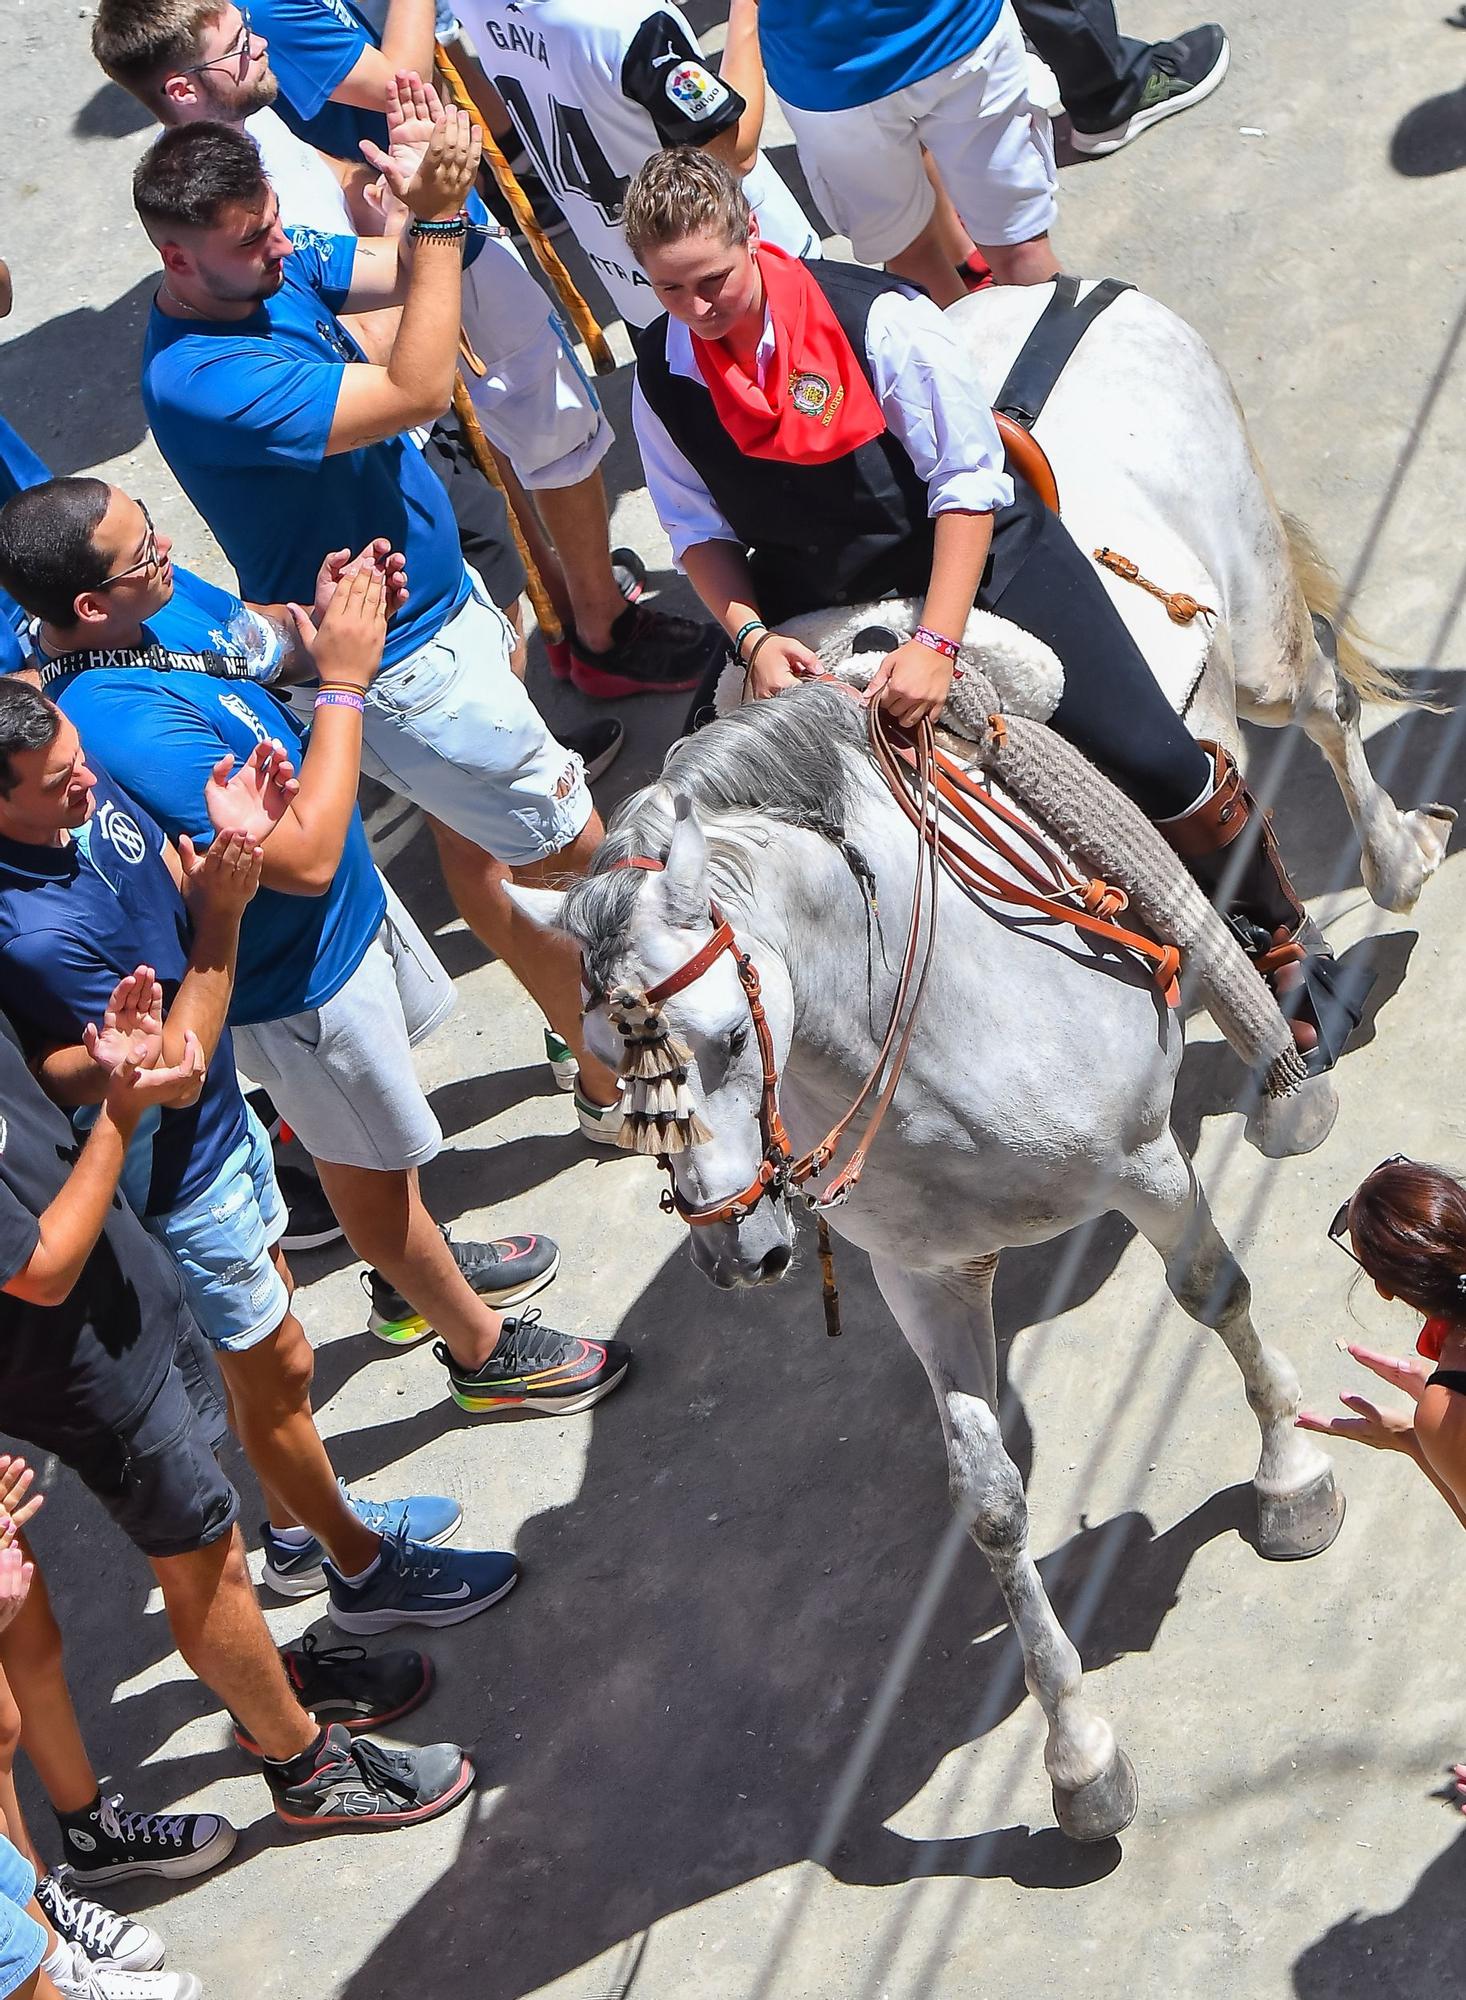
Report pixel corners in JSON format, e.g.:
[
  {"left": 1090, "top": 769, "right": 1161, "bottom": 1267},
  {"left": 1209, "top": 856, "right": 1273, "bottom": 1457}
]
[
  {"left": 1293, "top": 1826, "right": 1466, "bottom": 1995},
  {"left": 1390, "top": 82, "right": 1466, "bottom": 177},
  {"left": 0, "top": 277, "right": 157, "bottom": 474},
  {"left": 72, "top": 81, "right": 154, "bottom": 141},
  {"left": 325, "top": 1216, "right": 1265, "bottom": 2000}
]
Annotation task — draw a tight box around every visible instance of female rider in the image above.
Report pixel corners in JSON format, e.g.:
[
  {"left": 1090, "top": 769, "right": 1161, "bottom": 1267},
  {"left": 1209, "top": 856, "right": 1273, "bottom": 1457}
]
[{"left": 621, "top": 146, "right": 1366, "bottom": 1071}]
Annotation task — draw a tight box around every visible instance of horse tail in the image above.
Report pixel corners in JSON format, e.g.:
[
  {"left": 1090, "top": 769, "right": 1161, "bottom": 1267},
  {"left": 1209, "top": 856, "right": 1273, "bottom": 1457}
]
[{"left": 1282, "top": 512, "right": 1424, "bottom": 711}]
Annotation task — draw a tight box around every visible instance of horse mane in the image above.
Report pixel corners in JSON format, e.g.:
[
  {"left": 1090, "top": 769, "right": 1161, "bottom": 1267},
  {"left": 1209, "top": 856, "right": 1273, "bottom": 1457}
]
[{"left": 562, "top": 683, "right": 874, "bottom": 993}]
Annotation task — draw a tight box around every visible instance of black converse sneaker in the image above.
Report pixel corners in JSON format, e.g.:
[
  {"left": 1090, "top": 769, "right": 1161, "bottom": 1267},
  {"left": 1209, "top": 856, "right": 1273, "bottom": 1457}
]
[
  {"left": 1068, "top": 24, "right": 1230, "bottom": 155},
  {"left": 266, "top": 1723, "right": 474, "bottom": 1830},
  {"left": 54, "top": 1793, "right": 236, "bottom": 1884},
  {"left": 34, "top": 1874, "right": 163, "bottom": 1973}
]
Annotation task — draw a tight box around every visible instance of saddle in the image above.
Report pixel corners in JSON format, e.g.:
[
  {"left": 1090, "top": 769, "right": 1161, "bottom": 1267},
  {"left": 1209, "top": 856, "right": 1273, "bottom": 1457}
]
[{"left": 990, "top": 274, "right": 1134, "bottom": 517}]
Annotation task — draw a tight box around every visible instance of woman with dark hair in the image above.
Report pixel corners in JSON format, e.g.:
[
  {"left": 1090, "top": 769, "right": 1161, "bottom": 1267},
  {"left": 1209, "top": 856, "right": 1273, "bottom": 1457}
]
[{"left": 1299, "top": 1157, "right": 1466, "bottom": 1533}]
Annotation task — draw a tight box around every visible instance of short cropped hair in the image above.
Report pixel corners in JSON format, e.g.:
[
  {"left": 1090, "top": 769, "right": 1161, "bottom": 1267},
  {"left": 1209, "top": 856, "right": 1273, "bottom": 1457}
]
[
  {"left": 92, "top": 0, "right": 219, "bottom": 114},
  {"left": 620, "top": 148, "right": 752, "bottom": 261},
  {"left": 133, "top": 120, "right": 268, "bottom": 239},
  {"left": 0, "top": 480, "right": 113, "bottom": 630},
  {"left": 0, "top": 681, "right": 61, "bottom": 800}
]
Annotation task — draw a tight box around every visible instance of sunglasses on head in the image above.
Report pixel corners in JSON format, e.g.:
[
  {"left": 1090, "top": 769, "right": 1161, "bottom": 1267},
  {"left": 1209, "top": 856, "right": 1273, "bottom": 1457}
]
[{"left": 1327, "top": 1153, "right": 1411, "bottom": 1269}]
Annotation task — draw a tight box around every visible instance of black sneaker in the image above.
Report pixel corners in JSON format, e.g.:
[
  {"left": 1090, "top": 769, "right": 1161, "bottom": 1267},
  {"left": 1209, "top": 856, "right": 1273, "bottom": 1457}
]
[
  {"left": 1069, "top": 24, "right": 1229, "bottom": 154},
  {"left": 365, "top": 1229, "right": 561, "bottom": 1344},
  {"left": 566, "top": 605, "right": 725, "bottom": 701},
  {"left": 560, "top": 716, "right": 626, "bottom": 784},
  {"left": 433, "top": 1308, "right": 631, "bottom": 1415},
  {"left": 34, "top": 1873, "right": 163, "bottom": 1973},
  {"left": 233, "top": 1635, "right": 436, "bottom": 1753},
  {"left": 267, "top": 1722, "right": 474, "bottom": 1831},
  {"left": 54, "top": 1793, "right": 236, "bottom": 1884},
  {"left": 276, "top": 1158, "right": 344, "bottom": 1252}
]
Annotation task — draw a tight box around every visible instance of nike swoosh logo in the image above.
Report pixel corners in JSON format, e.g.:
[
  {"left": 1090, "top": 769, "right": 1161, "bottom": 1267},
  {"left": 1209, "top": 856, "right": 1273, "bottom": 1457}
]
[{"left": 424, "top": 1582, "right": 474, "bottom": 1601}]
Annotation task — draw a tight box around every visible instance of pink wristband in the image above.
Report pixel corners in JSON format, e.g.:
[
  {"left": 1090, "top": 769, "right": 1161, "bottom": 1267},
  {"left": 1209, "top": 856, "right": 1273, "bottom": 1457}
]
[
  {"left": 912, "top": 625, "right": 960, "bottom": 660},
  {"left": 314, "top": 689, "right": 365, "bottom": 713}
]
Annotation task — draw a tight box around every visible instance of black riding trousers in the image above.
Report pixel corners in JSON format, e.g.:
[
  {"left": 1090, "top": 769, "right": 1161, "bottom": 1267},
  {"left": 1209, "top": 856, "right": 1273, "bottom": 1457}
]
[{"left": 987, "top": 504, "right": 1212, "bottom": 821}]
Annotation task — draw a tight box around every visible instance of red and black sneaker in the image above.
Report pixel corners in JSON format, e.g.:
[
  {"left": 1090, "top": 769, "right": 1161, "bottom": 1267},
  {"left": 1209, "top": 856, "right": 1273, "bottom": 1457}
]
[
  {"left": 433, "top": 1309, "right": 631, "bottom": 1415},
  {"left": 266, "top": 1724, "right": 473, "bottom": 1832},
  {"left": 564, "top": 605, "right": 725, "bottom": 701},
  {"left": 234, "top": 1636, "right": 436, "bottom": 1755}
]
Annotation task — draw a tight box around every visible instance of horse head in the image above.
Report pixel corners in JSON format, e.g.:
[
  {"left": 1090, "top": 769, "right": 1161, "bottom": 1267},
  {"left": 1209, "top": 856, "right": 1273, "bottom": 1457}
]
[{"left": 507, "top": 791, "right": 797, "bottom": 1290}]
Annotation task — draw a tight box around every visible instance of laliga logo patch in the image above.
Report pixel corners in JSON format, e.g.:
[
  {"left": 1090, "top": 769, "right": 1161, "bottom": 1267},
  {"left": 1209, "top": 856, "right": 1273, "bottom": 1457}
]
[
  {"left": 789, "top": 370, "right": 845, "bottom": 427},
  {"left": 665, "top": 61, "right": 730, "bottom": 122},
  {"left": 99, "top": 800, "right": 147, "bottom": 866}
]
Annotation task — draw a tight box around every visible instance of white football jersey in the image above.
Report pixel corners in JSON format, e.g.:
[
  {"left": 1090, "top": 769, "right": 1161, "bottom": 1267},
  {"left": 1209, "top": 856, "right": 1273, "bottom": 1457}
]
[
  {"left": 455, "top": 0, "right": 819, "bottom": 326},
  {"left": 246, "top": 106, "right": 356, "bottom": 234}
]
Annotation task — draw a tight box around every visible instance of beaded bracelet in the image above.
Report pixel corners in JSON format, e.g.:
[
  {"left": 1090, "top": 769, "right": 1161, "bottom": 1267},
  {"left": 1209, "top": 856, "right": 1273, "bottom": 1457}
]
[
  {"left": 315, "top": 689, "right": 366, "bottom": 713},
  {"left": 732, "top": 618, "right": 767, "bottom": 660},
  {"left": 912, "top": 625, "right": 960, "bottom": 660}
]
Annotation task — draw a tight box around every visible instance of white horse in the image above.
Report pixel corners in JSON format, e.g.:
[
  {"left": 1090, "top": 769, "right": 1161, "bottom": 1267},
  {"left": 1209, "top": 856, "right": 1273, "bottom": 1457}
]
[
  {"left": 769, "top": 281, "right": 1453, "bottom": 915},
  {"left": 509, "top": 684, "right": 1348, "bottom": 1845}
]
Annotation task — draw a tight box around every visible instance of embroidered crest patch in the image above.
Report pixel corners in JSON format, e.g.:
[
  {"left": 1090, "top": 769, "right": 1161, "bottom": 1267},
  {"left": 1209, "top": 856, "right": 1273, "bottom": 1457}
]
[
  {"left": 665, "top": 61, "right": 731, "bottom": 122},
  {"left": 789, "top": 370, "right": 844, "bottom": 426}
]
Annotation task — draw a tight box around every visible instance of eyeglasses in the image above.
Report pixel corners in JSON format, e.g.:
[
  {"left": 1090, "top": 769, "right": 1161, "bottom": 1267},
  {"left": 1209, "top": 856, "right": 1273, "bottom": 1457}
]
[
  {"left": 1326, "top": 1153, "right": 1411, "bottom": 1269},
  {"left": 97, "top": 502, "right": 160, "bottom": 591},
  {"left": 176, "top": 7, "right": 255, "bottom": 78}
]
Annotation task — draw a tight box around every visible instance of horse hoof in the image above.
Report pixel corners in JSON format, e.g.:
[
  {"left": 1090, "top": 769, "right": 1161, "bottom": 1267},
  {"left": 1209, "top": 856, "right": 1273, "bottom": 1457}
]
[
  {"left": 1256, "top": 1468, "right": 1346, "bottom": 1560},
  {"left": 1245, "top": 1074, "right": 1338, "bottom": 1159},
  {"left": 1052, "top": 1749, "right": 1139, "bottom": 1843},
  {"left": 1363, "top": 805, "right": 1457, "bottom": 914}
]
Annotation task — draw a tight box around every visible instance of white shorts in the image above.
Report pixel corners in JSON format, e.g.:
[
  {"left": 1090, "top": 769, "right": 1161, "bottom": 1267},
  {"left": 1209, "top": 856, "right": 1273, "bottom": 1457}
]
[
  {"left": 779, "top": 2, "right": 1057, "bottom": 262},
  {"left": 460, "top": 232, "right": 613, "bottom": 490},
  {"left": 359, "top": 582, "right": 594, "bottom": 864},
  {"left": 230, "top": 880, "right": 453, "bottom": 1174}
]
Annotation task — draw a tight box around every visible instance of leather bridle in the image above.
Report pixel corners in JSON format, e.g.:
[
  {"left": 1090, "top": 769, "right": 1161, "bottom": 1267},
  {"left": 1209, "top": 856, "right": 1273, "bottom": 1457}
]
[{"left": 591, "top": 696, "right": 1180, "bottom": 1232}]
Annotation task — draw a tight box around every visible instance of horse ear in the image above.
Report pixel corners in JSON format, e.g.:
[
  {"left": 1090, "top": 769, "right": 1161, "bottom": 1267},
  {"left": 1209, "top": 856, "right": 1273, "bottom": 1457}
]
[
  {"left": 659, "top": 793, "right": 708, "bottom": 926},
  {"left": 503, "top": 884, "right": 570, "bottom": 932}
]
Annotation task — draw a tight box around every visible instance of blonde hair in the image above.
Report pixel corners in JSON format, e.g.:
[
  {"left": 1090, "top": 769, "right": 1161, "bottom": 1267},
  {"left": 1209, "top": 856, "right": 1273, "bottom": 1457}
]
[{"left": 620, "top": 148, "right": 752, "bottom": 260}]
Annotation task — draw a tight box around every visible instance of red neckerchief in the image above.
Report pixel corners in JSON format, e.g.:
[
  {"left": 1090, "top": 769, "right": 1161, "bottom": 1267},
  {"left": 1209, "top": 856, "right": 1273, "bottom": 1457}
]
[
  {"left": 691, "top": 243, "right": 887, "bottom": 466},
  {"left": 1419, "top": 1316, "right": 1453, "bottom": 1362}
]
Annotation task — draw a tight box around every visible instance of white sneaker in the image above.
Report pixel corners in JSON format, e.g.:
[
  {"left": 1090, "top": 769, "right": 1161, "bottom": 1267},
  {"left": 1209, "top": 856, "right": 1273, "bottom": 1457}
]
[
  {"left": 575, "top": 1088, "right": 624, "bottom": 1146},
  {"left": 35, "top": 1874, "right": 163, "bottom": 1973},
  {"left": 543, "top": 1028, "right": 579, "bottom": 1093},
  {"left": 44, "top": 1937, "right": 201, "bottom": 2000}
]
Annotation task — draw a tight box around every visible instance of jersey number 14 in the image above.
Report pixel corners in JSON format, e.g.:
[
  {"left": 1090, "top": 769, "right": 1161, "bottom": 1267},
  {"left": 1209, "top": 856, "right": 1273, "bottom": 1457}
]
[{"left": 494, "top": 77, "right": 629, "bottom": 224}]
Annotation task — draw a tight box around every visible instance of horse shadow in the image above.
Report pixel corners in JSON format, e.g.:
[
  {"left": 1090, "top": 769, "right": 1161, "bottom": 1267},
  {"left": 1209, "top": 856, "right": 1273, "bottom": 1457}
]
[
  {"left": 320, "top": 1231, "right": 1256, "bottom": 2000},
  {"left": 1292, "top": 1827, "right": 1466, "bottom": 1995}
]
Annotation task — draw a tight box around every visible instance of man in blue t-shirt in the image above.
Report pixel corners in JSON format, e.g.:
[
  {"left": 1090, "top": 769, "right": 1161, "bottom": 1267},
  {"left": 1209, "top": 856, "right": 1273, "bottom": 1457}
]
[
  {"left": 0, "top": 475, "right": 629, "bottom": 1428},
  {"left": 758, "top": 0, "right": 1060, "bottom": 304},
  {"left": 0, "top": 673, "right": 527, "bottom": 1636}
]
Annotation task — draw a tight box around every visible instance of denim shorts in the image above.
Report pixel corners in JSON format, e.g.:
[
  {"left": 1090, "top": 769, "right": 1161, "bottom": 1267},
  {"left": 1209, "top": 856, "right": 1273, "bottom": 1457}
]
[
  {"left": 144, "top": 1105, "right": 289, "bottom": 1353},
  {"left": 357, "top": 582, "right": 593, "bottom": 866},
  {"left": 0, "top": 1836, "right": 45, "bottom": 1996}
]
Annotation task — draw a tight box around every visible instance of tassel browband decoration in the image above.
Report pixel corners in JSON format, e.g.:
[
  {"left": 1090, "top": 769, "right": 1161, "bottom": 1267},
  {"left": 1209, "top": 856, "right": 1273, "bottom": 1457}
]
[{"left": 607, "top": 984, "right": 714, "bottom": 1155}]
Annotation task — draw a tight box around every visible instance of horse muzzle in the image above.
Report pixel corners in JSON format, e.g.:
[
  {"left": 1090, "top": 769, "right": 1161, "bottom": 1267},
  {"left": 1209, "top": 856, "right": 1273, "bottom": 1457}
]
[{"left": 688, "top": 1203, "right": 795, "bottom": 1289}]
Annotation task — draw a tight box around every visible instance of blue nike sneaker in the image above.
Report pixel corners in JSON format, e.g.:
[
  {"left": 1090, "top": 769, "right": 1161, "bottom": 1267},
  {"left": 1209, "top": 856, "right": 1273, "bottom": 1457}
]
[
  {"left": 260, "top": 1482, "right": 464, "bottom": 1599},
  {"left": 325, "top": 1524, "right": 520, "bottom": 1633}
]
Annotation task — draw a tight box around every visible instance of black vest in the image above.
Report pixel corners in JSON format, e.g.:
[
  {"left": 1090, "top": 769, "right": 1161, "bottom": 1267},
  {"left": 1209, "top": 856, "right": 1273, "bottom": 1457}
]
[{"left": 633, "top": 260, "right": 1043, "bottom": 625}]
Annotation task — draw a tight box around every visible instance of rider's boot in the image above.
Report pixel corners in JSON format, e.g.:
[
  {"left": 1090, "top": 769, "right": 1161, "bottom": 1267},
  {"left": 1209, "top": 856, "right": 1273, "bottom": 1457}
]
[{"left": 1156, "top": 740, "right": 1373, "bottom": 1075}]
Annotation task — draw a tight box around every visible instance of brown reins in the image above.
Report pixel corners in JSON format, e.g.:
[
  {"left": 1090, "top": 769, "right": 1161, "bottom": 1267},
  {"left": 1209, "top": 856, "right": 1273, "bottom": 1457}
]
[{"left": 595, "top": 693, "right": 1180, "bottom": 1230}]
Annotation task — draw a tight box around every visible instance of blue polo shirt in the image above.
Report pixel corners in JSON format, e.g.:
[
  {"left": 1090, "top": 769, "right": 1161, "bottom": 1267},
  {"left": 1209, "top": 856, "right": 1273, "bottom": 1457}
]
[
  {"left": 0, "top": 416, "right": 50, "bottom": 675},
  {"left": 249, "top": 0, "right": 491, "bottom": 254},
  {"left": 45, "top": 651, "right": 385, "bottom": 1028},
  {"left": 141, "top": 230, "right": 470, "bottom": 669},
  {"left": 0, "top": 769, "right": 248, "bottom": 1217},
  {"left": 758, "top": 0, "right": 1005, "bottom": 112}
]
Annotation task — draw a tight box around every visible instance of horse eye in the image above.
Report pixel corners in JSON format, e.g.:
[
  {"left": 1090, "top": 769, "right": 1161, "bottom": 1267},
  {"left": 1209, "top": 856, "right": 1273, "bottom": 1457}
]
[{"left": 728, "top": 1026, "right": 749, "bottom": 1059}]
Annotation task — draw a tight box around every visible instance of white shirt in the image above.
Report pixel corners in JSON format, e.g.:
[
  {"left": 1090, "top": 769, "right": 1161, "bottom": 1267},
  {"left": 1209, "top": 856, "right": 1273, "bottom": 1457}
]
[
  {"left": 632, "top": 287, "right": 1016, "bottom": 562},
  {"left": 453, "top": 0, "right": 818, "bottom": 326},
  {"left": 246, "top": 106, "right": 356, "bottom": 234}
]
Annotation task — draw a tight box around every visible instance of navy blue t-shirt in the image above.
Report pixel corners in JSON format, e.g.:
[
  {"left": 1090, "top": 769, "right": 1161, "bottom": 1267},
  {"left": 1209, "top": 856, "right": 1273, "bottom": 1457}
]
[
  {"left": 0, "top": 769, "right": 248, "bottom": 1217},
  {"left": 141, "top": 230, "right": 471, "bottom": 669},
  {"left": 49, "top": 657, "right": 385, "bottom": 1026}
]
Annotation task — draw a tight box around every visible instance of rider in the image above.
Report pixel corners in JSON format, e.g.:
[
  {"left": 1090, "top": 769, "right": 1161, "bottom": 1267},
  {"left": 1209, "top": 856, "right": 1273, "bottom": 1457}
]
[{"left": 622, "top": 147, "right": 1365, "bottom": 1072}]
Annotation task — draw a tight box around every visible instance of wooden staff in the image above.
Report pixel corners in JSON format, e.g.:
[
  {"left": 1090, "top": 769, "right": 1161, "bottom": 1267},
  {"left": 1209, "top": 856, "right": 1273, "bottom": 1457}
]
[
  {"left": 434, "top": 40, "right": 617, "bottom": 376},
  {"left": 451, "top": 378, "right": 562, "bottom": 642}
]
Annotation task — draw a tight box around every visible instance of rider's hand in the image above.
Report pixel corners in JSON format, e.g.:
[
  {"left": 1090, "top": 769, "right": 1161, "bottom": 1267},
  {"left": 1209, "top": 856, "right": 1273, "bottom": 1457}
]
[
  {"left": 744, "top": 632, "right": 820, "bottom": 702},
  {"left": 865, "top": 638, "right": 953, "bottom": 729},
  {"left": 288, "top": 561, "right": 388, "bottom": 694}
]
